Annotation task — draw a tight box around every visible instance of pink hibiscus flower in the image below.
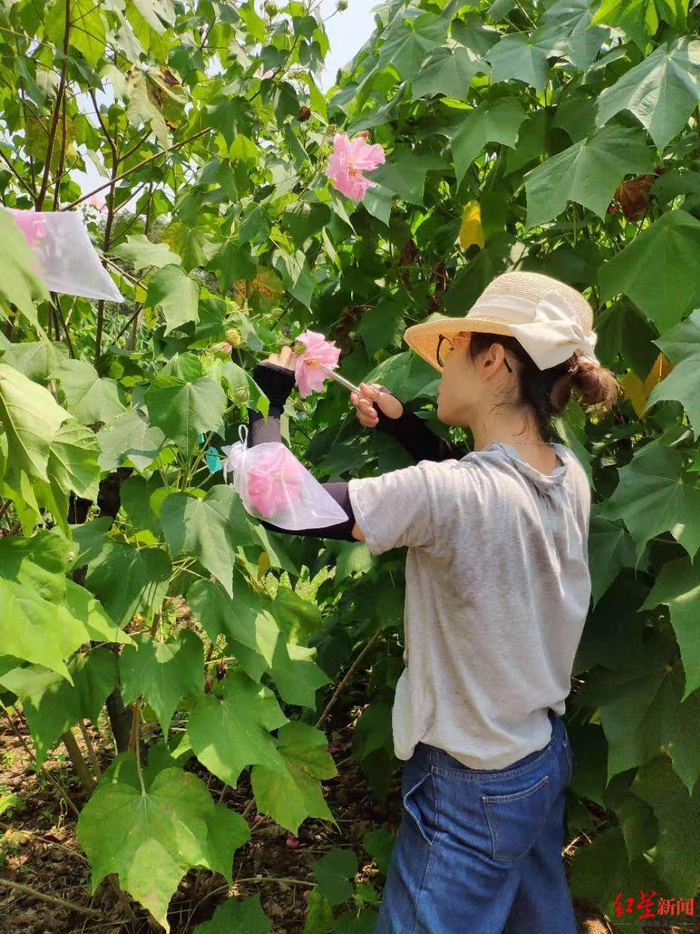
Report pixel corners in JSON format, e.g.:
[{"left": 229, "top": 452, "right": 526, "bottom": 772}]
[
  {"left": 9, "top": 209, "right": 47, "bottom": 249},
  {"left": 294, "top": 329, "right": 341, "bottom": 398},
  {"left": 247, "top": 445, "right": 305, "bottom": 518},
  {"left": 326, "top": 132, "right": 386, "bottom": 202},
  {"left": 87, "top": 194, "right": 107, "bottom": 212}
]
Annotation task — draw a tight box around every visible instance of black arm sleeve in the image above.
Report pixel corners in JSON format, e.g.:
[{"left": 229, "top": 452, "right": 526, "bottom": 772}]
[
  {"left": 246, "top": 363, "right": 357, "bottom": 542},
  {"left": 373, "top": 389, "right": 467, "bottom": 462}
]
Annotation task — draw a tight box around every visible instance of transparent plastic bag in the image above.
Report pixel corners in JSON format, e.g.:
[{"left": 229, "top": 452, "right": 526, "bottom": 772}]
[
  {"left": 222, "top": 425, "right": 349, "bottom": 530},
  {"left": 7, "top": 209, "right": 124, "bottom": 303}
]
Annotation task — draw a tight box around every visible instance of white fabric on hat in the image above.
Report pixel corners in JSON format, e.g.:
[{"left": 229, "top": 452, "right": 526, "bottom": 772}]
[
  {"left": 7, "top": 209, "right": 124, "bottom": 303},
  {"left": 468, "top": 290, "right": 599, "bottom": 370}
]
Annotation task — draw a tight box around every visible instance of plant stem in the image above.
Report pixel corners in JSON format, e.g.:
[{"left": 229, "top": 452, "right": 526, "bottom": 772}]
[
  {"left": 0, "top": 878, "right": 106, "bottom": 918},
  {"left": 35, "top": 0, "right": 70, "bottom": 211},
  {"left": 133, "top": 701, "right": 146, "bottom": 794},
  {"left": 315, "top": 626, "right": 382, "bottom": 729},
  {"left": 62, "top": 729, "right": 96, "bottom": 795},
  {"left": 62, "top": 127, "right": 213, "bottom": 212},
  {"left": 79, "top": 719, "right": 102, "bottom": 779}
]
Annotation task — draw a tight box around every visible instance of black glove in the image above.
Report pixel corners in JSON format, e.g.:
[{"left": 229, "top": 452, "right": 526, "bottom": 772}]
[{"left": 252, "top": 361, "right": 296, "bottom": 408}]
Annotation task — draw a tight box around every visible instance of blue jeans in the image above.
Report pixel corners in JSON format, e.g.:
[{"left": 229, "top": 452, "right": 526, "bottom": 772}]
[{"left": 375, "top": 711, "right": 576, "bottom": 934}]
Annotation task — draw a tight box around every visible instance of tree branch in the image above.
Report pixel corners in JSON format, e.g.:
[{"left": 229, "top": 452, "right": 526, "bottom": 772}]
[
  {"left": 0, "top": 878, "right": 106, "bottom": 918},
  {"left": 35, "top": 0, "right": 70, "bottom": 211}
]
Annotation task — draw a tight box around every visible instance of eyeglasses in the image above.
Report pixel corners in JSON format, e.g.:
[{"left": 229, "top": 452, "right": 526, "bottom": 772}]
[{"left": 436, "top": 333, "right": 513, "bottom": 373}]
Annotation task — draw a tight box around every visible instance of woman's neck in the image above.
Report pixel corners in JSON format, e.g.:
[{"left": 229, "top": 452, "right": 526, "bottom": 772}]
[{"left": 469, "top": 408, "right": 557, "bottom": 472}]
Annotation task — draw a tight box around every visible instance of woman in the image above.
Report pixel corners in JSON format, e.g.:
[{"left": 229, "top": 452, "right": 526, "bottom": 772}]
[{"left": 245, "top": 271, "right": 619, "bottom": 934}]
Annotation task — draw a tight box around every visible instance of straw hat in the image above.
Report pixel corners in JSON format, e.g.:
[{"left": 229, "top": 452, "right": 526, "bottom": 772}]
[{"left": 403, "top": 271, "right": 597, "bottom": 373}]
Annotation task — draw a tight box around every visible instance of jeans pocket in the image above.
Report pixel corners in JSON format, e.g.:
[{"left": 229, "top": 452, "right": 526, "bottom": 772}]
[
  {"left": 402, "top": 767, "right": 438, "bottom": 846},
  {"left": 563, "top": 739, "right": 574, "bottom": 786},
  {"left": 482, "top": 775, "right": 550, "bottom": 861}
]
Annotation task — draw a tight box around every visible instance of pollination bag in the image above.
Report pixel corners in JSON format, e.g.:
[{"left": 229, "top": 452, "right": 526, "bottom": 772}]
[
  {"left": 222, "top": 425, "right": 349, "bottom": 530},
  {"left": 7, "top": 208, "right": 124, "bottom": 303}
]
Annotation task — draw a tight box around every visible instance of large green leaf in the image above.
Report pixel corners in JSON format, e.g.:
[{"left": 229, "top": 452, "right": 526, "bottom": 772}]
[
  {"left": 96, "top": 407, "right": 166, "bottom": 472},
  {"left": 120, "top": 631, "right": 204, "bottom": 735},
  {"left": 484, "top": 28, "right": 556, "bottom": 93},
  {"left": 599, "top": 211, "right": 700, "bottom": 333},
  {"left": 85, "top": 543, "right": 172, "bottom": 625},
  {"left": 251, "top": 722, "right": 337, "bottom": 835},
  {"left": 310, "top": 847, "right": 359, "bottom": 906},
  {"left": 187, "top": 576, "right": 278, "bottom": 681},
  {"left": 0, "top": 362, "right": 68, "bottom": 485},
  {"left": 145, "top": 264, "right": 200, "bottom": 335},
  {"left": 588, "top": 516, "right": 636, "bottom": 606},
  {"left": 643, "top": 557, "right": 700, "bottom": 701},
  {"left": 0, "top": 533, "right": 80, "bottom": 678},
  {"left": 0, "top": 209, "right": 51, "bottom": 324},
  {"left": 411, "top": 43, "right": 486, "bottom": 100},
  {"left": 369, "top": 150, "right": 448, "bottom": 206},
  {"left": 192, "top": 895, "right": 271, "bottom": 934},
  {"left": 376, "top": 12, "right": 449, "bottom": 80},
  {"left": 540, "top": 0, "right": 611, "bottom": 71},
  {"left": 604, "top": 441, "right": 700, "bottom": 559},
  {"left": 187, "top": 670, "right": 288, "bottom": 787},
  {"left": 161, "top": 486, "right": 257, "bottom": 596},
  {"left": 631, "top": 754, "right": 700, "bottom": 893},
  {"left": 270, "top": 641, "right": 331, "bottom": 709},
  {"left": 448, "top": 98, "right": 528, "bottom": 186},
  {"left": 145, "top": 373, "right": 226, "bottom": 451},
  {"left": 525, "top": 125, "right": 654, "bottom": 228},
  {"left": 592, "top": 0, "right": 690, "bottom": 51},
  {"left": 112, "top": 234, "right": 182, "bottom": 271},
  {"left": 647, "top": 309, "right": 700, "bottom": 431},
  {"left": 51, "top": 358, "right": 125, "bottom": 426},
  {"left": 62, "top": 578, "right": 133, "bottom": 646},
  {"left": 77, "top": 766, "right": 227, "bottom": 931},
  {"left": 0, "top": 648, "right": 118, "bottom": 766},
  {"left": 48, "top": 418, "right": 101, "bottom": 501},
  {"left": 595, "top": 38, "right": 700, "bottom": 149}
]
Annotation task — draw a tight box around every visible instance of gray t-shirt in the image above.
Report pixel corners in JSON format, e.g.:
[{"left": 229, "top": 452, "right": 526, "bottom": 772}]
[{"left": 347, "top": 441, "right": 591, "bottom": 770}]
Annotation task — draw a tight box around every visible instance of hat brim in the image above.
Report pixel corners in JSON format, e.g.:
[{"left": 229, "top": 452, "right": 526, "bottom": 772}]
[{"left": 403, "top": 316, "right": 517, "bottom": 373}]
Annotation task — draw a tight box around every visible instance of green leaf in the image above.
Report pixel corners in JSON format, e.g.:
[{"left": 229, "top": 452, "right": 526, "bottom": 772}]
[
  {"left": 78, "top": 766, "right": 218, "bottom": 931},
  {"left": 369, "top": 150, "right": 447, "bottom": 206},
  {"left": 211, "top": 241, "right": 256, "bottom": 293},
  {"left": 161, "top": 486, "right": 256, "bottom": 596},
  {"left": 599, "top": 211, "right": 700, "bottom": 334},
  {"left": 1, "top": 341, "right": 67, "bottom": 384},
  {"left": 193, "top": 895, "right": 271, "bottom": 934},
  {"left": 363, "top": 825, "right": 395, "bottom": 876},
  {"left": 188, "top": 670, "right": 288, "bottom": 787},
  {"left": 70, "top": 516, "right": 113, "bottom": 570},
  {"left": 449, "top": 99, "right": 528, "bottom": 186},
  {"left": 112, "top": 234, "right": 182, "bottom": 271},
  {"left": 311, "top": 847, "right": 358, "bottom": 906},
  {"left": 592, "top": 0, "right": 690, "bottom": 51},
  {"left": 631, "top": 754, "right": 700, "bottom": 893},
  {"left": 575, "top": 636, "right": 700, "bottom": 793},
  {"left": 96, "top": 407, "right": 166, "bottom": 472},
  {"left": 540, "top": 0, "right": 611, "bottom": 71},
  {"left": 205, "top": 804, "right": 251, "bottom": 882},
  {"left": 51, "top": 358, "right": 125, "bottom": 427},
  {"left": 270, "top": 586, "right": 322, "bottom": 645},
  {"left": 643, "top": 557, "right": 700, "bottom": 701},
  {"left": 47, "top": 0, "right": 106, "bottom": 66},
  {"left": 484, "top": 28, "right": 554, "bottom": 93},
  {"left": 303, "top": 889, "right": 334, "bottom": 934},
  {"left": 187, "top": 576, "right": 278, "bottom": 681},
  {"left": 272, "top": 250, "right": 315, "bottom": 309},
  {"left": 48, "top": 418, "right": 101, "bottom": 501},
  {"left": 376, "top": 12, "right": 448, "bottom": 79},
  {"left": 0, "top": 208, "right": 51, "bottom": 324},
  {"left": 647, "top": 309, "right": 700, "bottom": 431},
  {"left": 251, "top": 722, "right": 337, "bottom": 835},
  {"left": 120, "top": 474, "right": 163, "bottom": 536},
  {"left": 145, "top": 374, "right": 226, "bottom": 452},
  {"left": 120, "top": 632, "right": 204, "bottom": 735},
  {"left": 145, "top": 265, "right": 200, "bottom": 335},
  {"left": 604, "top": 441, "right": 700, "bottom": 559},
  {"left": 595, "top": 38, "right": 700, "bottom": 149},
  {"left": 411, "top": 43, "right": 486, "bottom": 100},
  {"left": 271, "top": 641, "right": 330, "bottom": 709},
  {"left": 0, "top": 533, "right": 79, "bottom": 678},
  {"left": 0, "top": 649, "right": 118, "bottom": 767},
  {"left": 0, "top": 362, "right": 69, "bottom": 484},
  {"left": 62, "top": 578, "right": 133, "bottom": 646},
  {"left": 525, "top": 125, "right": 654, "bottom": 228},
  {"left": 588, "top": 516, "right": 636, "bottom": 606},
  {"left": 358, "top": 298, "right": 406, "bottom": 357},
  {"left": 85, "top": 543, "right": 171, "bottom": 626}
]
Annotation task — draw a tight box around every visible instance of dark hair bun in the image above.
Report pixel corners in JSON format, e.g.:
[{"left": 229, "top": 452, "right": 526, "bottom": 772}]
[{"left": 570, "top": 358, "right": 620, "bottom": 408}]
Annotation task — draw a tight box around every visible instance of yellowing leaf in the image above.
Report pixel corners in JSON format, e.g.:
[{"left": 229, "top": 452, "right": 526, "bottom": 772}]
[
  {"left": 459, "top": 201, "right": 485, "bottom": 250},
  {"left": 621, "top": 353, "right": 674, "bottom": 417}
]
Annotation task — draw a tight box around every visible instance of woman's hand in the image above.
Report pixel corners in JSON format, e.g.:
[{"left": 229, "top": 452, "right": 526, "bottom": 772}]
[
  {"left": 261, "top": 345, "right": 299, "bottom": 372},
  {"left": 351, "top": 382, "right": 403, "bottom": 429}
]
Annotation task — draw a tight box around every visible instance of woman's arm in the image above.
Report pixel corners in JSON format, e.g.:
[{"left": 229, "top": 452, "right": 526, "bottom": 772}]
[{"left": 246, "top": 360, "right": 361, "bottom": 542}]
